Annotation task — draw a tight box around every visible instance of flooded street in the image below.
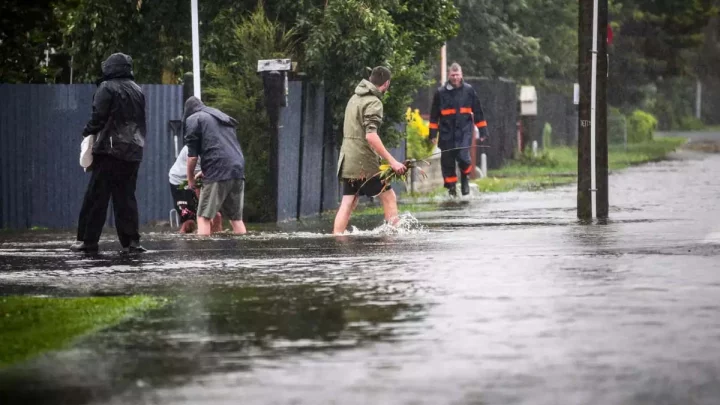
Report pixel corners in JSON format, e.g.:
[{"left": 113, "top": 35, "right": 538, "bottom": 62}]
[{"left": 2, "top": 150, "right": 720, "bottom": 405}]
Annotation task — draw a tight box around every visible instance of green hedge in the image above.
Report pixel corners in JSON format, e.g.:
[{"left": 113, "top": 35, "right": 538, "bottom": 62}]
[{"left": 627, "top": 110, "right": 658, "bottom": 143}]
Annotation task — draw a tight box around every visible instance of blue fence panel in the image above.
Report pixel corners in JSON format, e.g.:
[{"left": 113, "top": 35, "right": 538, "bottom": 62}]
[
  {"left": 321, "top": 114, "right": 340, "bottom": 212},
  {"left": 277, "top": 81, "right": 303, "bottom": 222},
  {"left": 0, "top": 84, "right": 183, "bottom": 230},
  {"left": 137, "top": 84, "right": 183, "bottom": 225},
  {"left": 299, "top": 83, "right": 325, "bottom": 218}
]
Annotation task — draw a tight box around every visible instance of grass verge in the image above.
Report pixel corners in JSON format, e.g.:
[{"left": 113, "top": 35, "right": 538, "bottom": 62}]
[
  {"left": 0, "top": 295, "right": 162, "bottom": 367},
  {"left": 477, "top": 137, "right": 686, "bottom": 191}
]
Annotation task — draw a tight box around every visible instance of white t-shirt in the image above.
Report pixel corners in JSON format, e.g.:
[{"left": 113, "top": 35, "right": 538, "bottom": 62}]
[{"left": 168, "top": 146, "right": 201, "bottom": 185}]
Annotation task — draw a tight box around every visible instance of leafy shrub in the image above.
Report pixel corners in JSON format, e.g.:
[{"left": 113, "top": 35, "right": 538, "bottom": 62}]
[
  {"left": 405, "top": 108, "right": 434, "bottom": 159},
  {"left": 542, "top": 122, "right": 552, "bottom": 148},
  {"left": 678, "top": 116, "right": 704, "bottom": 131},
  {"left": 627, "top": 110, "right": 658, "bottom": 143},
  {"left": 515, "top": 148, "right": 559, "bottom": 168}
]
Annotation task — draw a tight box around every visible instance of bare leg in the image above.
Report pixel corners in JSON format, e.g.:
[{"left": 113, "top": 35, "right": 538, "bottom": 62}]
[
  {"left": 197, "top": 216, "right": 212, "bottom": 236},
  {"left": 333, "top": 195, "right": 359, "bottom": 235},
  {"left": 230, "top": 220, "right": 247, "bottom": 235},
  {"left": 211, "top": 213, "right": 223, "bottom": 233},
  {"left": 179, "top": 220, "right": 197, "bottom": 234},
  {"left": 377, "top": 189, "right": 399, "bottom": 226}
]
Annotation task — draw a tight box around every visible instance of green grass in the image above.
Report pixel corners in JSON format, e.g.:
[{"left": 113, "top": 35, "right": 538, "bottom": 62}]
[
  {"left": 489, "top": 137, "right": 686, "bottom": 178},
  {"left": 0, "top": 295, "right": 163, "bottom": 367},
  {"left": 476, "top": 175, "right": 576, "bottom": 192},
  {"left": 476, "top": 137, "right": 686, "bottom": 193}
]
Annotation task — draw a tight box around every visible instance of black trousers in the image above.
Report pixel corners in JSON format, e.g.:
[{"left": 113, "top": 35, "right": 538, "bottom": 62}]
[
  {"left": 440, "top": 148, "right": 472, "bottom": 188},
  {"left": 170, "top": 183, "right": 198, "bottom": 223},
  {"left": 77, "top": 155, "right": 141, "bottom": 247}
]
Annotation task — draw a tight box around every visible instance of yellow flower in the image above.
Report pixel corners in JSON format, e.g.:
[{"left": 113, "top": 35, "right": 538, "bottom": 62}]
[{"left": 379, "top": 164, "right": 390, "bottom": 171}]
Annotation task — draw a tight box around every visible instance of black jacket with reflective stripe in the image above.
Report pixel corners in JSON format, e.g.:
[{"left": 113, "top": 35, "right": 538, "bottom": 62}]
[{"left": 429, "top": 81, "right": 488, "bottom": 149}]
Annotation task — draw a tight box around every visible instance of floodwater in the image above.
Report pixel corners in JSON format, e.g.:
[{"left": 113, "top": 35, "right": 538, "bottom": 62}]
[{"left": 1, "top": 149, "right": 720, "bottom": 405}]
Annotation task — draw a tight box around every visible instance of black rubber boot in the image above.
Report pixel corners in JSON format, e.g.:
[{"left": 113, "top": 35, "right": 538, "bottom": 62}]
[{"left": 461, "top": 175, "right": 470, "bottom": 196}]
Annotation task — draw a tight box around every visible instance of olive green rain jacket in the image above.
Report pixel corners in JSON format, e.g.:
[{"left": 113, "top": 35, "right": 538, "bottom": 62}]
[{"left": 337, "top": 79, "right": 385, "bottom": 179}]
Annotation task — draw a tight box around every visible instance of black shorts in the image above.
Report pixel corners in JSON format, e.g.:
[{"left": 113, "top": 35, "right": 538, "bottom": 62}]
[
  {"left": 342, "top": 177, "right": 392, "bottom": 197},
  {"left": 170, "top": 183, "right": 198, "bottom": 223}
]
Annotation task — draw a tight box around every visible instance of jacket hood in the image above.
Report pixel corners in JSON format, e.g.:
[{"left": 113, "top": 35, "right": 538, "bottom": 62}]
[
  {"left": 183, "top": 96, "right": 205, "bottom": 121},
  {"left": 354, "top": 79, "right": 383, "bottom": 98},
  {"left": 445, "top": 79, "right": 466, "bottom": 91},
  {"left": 183, "top": 96, "right": 238, "bottom": 128},
  {"left": 98, "top": 53, "right": 134, "bottom": 84}
]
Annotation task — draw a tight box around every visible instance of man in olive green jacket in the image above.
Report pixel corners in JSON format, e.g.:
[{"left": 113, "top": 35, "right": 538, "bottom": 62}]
[{"left": 333, "top": 66, "right": 407, "bottom": 234}]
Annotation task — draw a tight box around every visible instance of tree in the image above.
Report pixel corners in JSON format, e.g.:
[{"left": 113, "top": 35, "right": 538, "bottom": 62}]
[
  {"left": 447, "top": 0, "right": 547, "bottom": 82},
  {"left": 516, "top": 0, "right": 578, "bottom": 85},
  {"left": 300, "top": 0, "right": 458, "bottom": 147},
  {"left": 0, "top": 0, "right": 63, "bottom": 83},
  {"left": 55, "top": 0, "right": 192, "bottom": 83},
  {"left": 607, "top": 0, "right": 717, "bottom": 128}
]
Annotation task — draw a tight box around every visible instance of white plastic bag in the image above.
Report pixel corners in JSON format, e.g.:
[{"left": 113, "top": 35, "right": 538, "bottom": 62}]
[{"left": 80, "top": 135, "right": 95, "bottom": 170}]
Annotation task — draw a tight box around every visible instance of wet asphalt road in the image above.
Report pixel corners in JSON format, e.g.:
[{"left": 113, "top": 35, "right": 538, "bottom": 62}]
[{"left": 1, "top": 149, "right": 719, "bottom": 405}]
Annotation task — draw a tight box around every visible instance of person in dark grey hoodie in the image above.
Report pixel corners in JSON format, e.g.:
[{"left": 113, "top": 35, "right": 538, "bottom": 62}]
[
  {"left": 71, "top": 53, "right": 147, "bottom": 253},
  {"left": 184, "top": 96, "right": 247, "bottom": 235}
]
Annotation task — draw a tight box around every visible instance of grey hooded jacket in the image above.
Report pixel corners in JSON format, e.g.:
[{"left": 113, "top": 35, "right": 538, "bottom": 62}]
[{"left": 183, "top": 96, "right": 245, "bottom": 183}]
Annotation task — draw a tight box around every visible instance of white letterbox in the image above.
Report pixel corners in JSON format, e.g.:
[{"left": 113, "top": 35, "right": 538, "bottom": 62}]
[{"left": 520, "top": 85, "right": 538, "bottom": 116}]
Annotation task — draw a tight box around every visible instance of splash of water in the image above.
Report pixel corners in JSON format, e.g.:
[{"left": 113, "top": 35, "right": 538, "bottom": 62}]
[{"left": 345, "top": 213, "right": 427, "bottom": 236}]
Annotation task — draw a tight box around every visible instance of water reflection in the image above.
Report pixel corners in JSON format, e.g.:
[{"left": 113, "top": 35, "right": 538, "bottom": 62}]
[{"left": 0, "top": 283, "right": 422, "bottom": 405}]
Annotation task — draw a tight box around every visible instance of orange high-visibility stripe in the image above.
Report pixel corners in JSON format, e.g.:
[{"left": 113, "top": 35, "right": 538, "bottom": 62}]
[
  {"left": 429, "top": 122, "right": 439, "bottom": 129},
  {"left": 475, "top": 120, "right": 488, "bottom": 128},
  {"left": 441, "top": 108, "right": 457, "bottom": 116},
  {"left": 444, "top": 176, "right": 458, "bottom": 183},
  {"left": 460, "top": 107, "right": 473, "bottom": 114},
  {"left": 462, "top": 165, "right": 473, "bottom": 175}
]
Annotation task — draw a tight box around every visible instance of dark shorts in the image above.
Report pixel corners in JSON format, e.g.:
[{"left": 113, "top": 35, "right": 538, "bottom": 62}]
[
  {"left": 170, "top": 183, "right": 197, "bottom": 223},
  {"left": 342, "top": 177, "right": 392, "bottom": 197}
]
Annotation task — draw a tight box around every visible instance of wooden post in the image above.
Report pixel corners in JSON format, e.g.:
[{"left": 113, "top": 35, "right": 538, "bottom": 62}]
[
  {"left": 596, "top": 0, "right": 609, "bottom": 219},
  {"left": 261, "top": 71, "right": 284, "bottom": 222},
  {"left": 578, "top": 0, "right": 593, "bottom": 220}
]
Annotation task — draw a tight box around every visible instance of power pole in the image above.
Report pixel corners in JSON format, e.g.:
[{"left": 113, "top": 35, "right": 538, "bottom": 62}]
[
  {"left": 578, "top": 0, "right": 608, "bottom": 220},
  {"left": 596, "top": 0, "right": 609, "bottom": 219},
  {"left": 578, "top": 0, "right": 593, "bottom": 220}
]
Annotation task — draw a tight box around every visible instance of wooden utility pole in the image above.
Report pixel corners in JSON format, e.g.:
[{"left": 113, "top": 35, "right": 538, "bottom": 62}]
[
  {"left": 578, "top": 0, "right": 609, "bottom": 220},
  {"left": 596, "top": 0, "right": 609, "bottom": 219},
  {"left": 578, "top": 0, "right": 593, "bottom": 220}
]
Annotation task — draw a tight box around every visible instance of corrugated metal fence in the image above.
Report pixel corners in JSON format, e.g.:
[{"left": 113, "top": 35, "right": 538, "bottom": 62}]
[
  {"left": 465, "top": 79, "right": 519, "bottom": 169},
  {"left": 410, "top": 78, "right": 519, "bottom": 170},
  {"left": 537, "top": 89, "right": 578, "bottom": 146},
  {"left": 0, "top": 84, "right": 183, "bottom": 230},
  {"left": 276, "top": 80, "right": 405, "bottom": 222}
]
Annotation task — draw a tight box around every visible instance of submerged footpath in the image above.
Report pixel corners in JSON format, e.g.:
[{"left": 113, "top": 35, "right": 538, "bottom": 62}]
[{"left": 365, "top": 137, "right": 689, "bottom": 211}]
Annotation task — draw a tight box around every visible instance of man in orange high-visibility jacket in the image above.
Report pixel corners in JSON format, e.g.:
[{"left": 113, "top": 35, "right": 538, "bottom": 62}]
[{"left": 429, "top": 63, "right": 489, "bottom": 197}]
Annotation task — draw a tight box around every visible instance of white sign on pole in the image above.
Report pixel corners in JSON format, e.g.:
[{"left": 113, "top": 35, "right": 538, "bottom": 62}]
[{"left": 573, "top": 83, "right": 580, "bottom": 105}]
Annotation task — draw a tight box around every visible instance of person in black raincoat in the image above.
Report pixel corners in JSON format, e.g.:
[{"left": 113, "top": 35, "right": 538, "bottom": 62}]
[
  {"left": 71, "top": 53, "right": 147, "bottom": 253},
  {"left": 428, "top": 63, "right": 489, "bottom": 197}
]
